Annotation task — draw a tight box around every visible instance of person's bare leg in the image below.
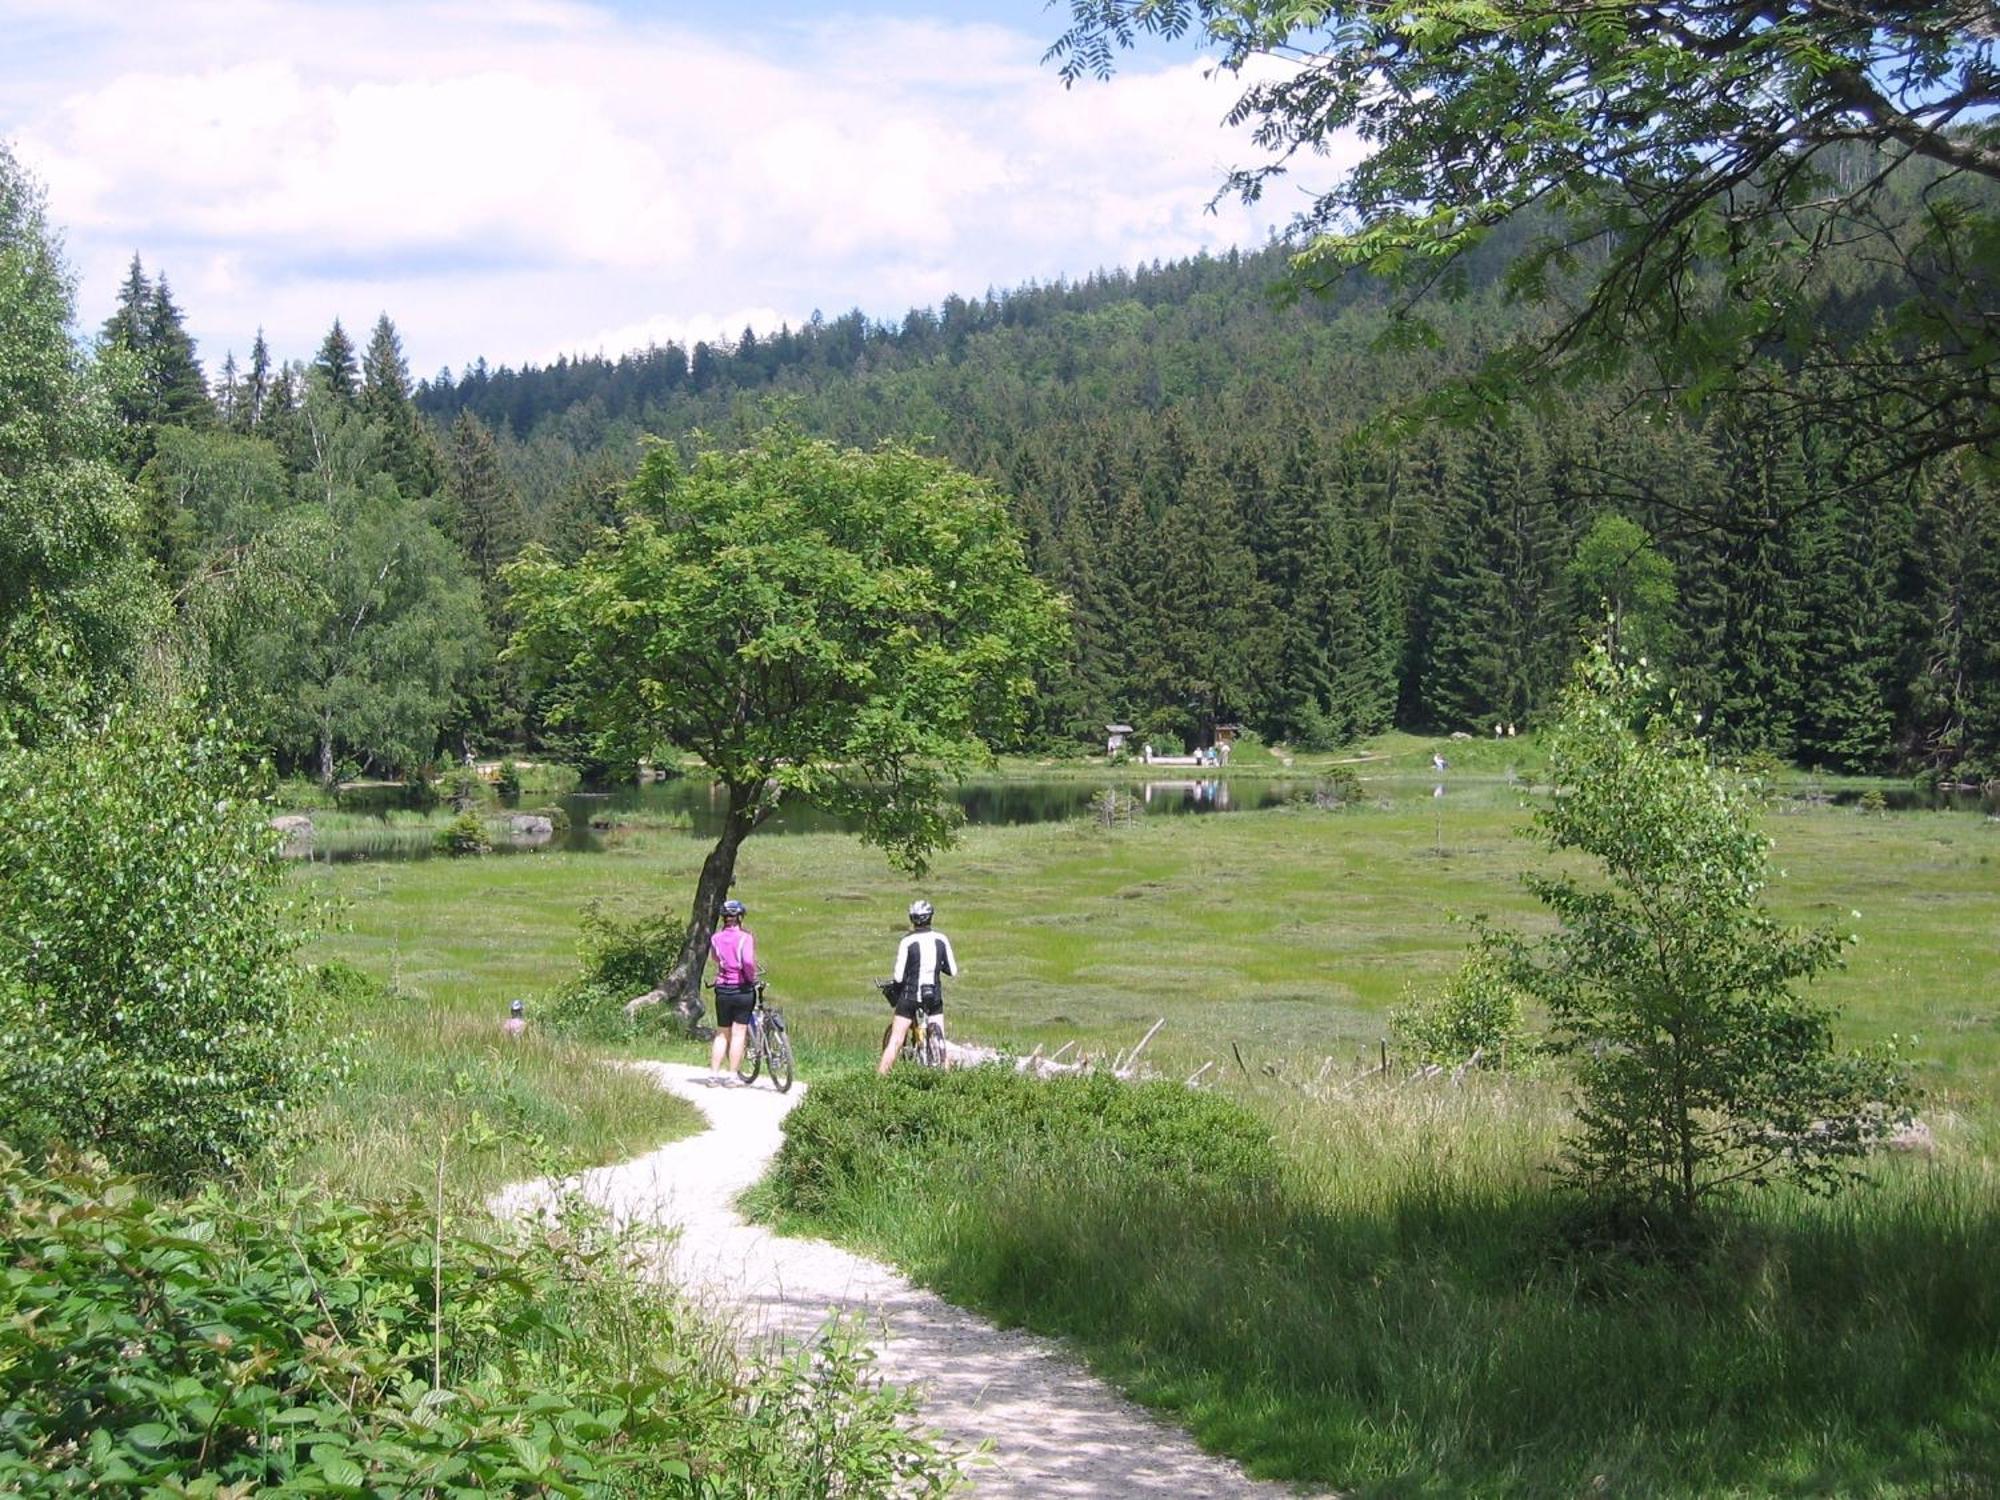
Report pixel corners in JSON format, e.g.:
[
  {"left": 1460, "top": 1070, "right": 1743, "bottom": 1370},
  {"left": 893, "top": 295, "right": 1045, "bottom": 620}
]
[
  {"left": 878, "top": 1015, "right": 912, "bottom": 1075},
  {"left": 709, "top": 1018, "right": 728, "bottom": 1075},
  {"left": 727, "top": 1022, "right": 749, "bottom": 1075}
]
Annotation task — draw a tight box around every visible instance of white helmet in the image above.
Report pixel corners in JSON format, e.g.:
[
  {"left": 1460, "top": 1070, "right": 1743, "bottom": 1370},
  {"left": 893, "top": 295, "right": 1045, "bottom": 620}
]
[{"left": 908, "top": 899, "right": 934, "bottom": 926}]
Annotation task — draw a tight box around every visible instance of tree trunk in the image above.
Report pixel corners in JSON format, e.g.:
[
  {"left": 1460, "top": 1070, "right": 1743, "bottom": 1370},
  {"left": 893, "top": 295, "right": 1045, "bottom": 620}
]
[
  {"left": 319, "top": 717, "right": 336, "bottom": 788},
  {"left": 662, "top": 778, "right": 761, "bottom": 1012}
]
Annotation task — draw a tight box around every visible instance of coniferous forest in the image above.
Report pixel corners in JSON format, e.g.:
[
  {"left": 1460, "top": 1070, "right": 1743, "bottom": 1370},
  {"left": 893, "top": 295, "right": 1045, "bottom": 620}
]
[{"left": 111, "top": 163, "right": 2000, "bottom": 784}]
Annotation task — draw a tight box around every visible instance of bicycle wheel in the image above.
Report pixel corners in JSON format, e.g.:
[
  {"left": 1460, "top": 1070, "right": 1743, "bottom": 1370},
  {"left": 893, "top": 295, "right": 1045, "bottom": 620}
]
[
  {"left": 765, "top": 1016, "right": 795, "bottom": 1093},
  {"left": 917, "top": 1015, "right": 947, "bottom": 1068},
  {"left": 736, "top": 1019, "right": 764, "bottom": 1085}
]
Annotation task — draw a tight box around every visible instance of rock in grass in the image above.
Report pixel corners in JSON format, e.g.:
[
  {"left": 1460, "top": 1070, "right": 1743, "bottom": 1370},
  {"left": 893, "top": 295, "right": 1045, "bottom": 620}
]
[{"left": 269, "top": 814, "right": 314, "bottom": 854}]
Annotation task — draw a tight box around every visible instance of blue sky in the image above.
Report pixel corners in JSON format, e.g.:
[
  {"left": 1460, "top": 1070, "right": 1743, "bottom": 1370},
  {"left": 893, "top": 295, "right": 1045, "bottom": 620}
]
[{"left": 2, "top": 0, "right": 1338, "bottom": 377}]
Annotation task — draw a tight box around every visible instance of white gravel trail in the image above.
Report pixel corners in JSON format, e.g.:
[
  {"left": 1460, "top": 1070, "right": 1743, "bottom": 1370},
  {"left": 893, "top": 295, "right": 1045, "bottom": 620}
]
[{"left": 491, "top": 1060, "right": 1310, "bottom": 1498}]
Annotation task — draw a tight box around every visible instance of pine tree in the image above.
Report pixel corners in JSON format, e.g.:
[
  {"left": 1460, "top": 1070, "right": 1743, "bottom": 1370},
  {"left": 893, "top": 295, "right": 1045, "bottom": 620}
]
[
  {"left": 313, "top": 319, "right": 359, "bottom": 403},
  {"left": 445, "top": 410, "right": 528, "bottom": 604},
  {"left": 99, "top": 253, "right": 149, "bottom": 353},
  {"left": 1682, "top": 416, "right": 1809, "bottom": 756},
  {"left": 239, "top": 329, "right": 272, "bottom": 434},
  {"left": 1260, "top": 438, "right": 1337, "bottom": 742},
  {"left": 214, "top": 351, "right": 240, "bottom": 430},
  {"left": 1136, "top": 455, "right": 1270, "bottom": 745},
  {"left": 361, "top": 313, "right": 440, "bottom": 496},
  {"left": 145, "top": 275, "right": 211, "bottom": 428},
  {"left": 1793, "top": 424, "right": 1910, "bottom": 772},
  {"left": 1420, "top": 422, "right": 1560, "bottom": 728}
]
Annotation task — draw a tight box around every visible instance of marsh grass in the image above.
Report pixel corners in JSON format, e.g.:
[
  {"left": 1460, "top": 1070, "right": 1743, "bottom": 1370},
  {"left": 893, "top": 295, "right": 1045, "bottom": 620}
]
[
  {"left": 303, "top": 785, "right": 2000, "bottom": 1166},
  {"left": 293, "top": 993, "right": 700, "bottom": 1201},
  {"left": 761, "top": 1063, "right": 2000, "bottom": 1495}
]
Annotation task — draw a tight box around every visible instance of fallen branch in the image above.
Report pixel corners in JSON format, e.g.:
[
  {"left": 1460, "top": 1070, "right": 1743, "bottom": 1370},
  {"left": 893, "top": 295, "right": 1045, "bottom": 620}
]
[{"left": 1119, "top": 1018, "right": 1166, "bottom": 1077}]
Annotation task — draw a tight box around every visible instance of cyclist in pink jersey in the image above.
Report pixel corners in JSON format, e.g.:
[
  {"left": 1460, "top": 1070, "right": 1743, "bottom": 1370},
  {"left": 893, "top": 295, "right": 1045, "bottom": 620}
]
[{"left": 708, "top": 898, "right": 757, "bottom": 1082}]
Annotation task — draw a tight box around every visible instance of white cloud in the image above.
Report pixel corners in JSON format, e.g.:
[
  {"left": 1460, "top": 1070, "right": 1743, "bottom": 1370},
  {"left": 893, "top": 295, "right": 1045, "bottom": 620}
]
[{"left": 2, "top": 1, "right": 1341, "bottom": 374}]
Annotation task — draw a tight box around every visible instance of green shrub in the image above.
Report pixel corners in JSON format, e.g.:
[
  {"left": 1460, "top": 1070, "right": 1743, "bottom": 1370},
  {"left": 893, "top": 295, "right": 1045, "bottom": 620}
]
[
  {"left": 0, "top": 1148, "right": 957, "bottom": 1497},
  {"left": 770, "top": 1068, "right": 1276, "bottom": 1220},
  {"left": 434, "top": 810, "right": 491, "bottom": 856},
  {"left": 309, "top": 959, "right": 383, "bottom": 1012},
  {"left": 1390, "top": 949, "right": 1527, "bottom": 1068},
  {"left": 0, "top": 713, "right": 322, "bottom": 1184},
  {"left": 542, "top": 902, "right": 693, "bottom": 1041},
  {"left": 1511, "top": 647, "right": 1909, "bottom": 1220},
  {"left": 495, "top": 758, "right": 522, "bottom": 798},
  {"left": 1286, "top": 766, "right": 1362, "bottom": 809},
  {"left": 403, "top": 759, "right": 443, "bottom": 810},
  {"left": 447, "top": 765, "right": 484, "bottom": 812}
]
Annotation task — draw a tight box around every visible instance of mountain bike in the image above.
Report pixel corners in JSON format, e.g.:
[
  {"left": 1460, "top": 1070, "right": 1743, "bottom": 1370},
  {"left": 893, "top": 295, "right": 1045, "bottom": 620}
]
[
  {"left": 876, "top": 979, "right": 947, "bottom": 1068},
  {"left": 735, "top": 981, "right": 795, "bottom": 1092}
]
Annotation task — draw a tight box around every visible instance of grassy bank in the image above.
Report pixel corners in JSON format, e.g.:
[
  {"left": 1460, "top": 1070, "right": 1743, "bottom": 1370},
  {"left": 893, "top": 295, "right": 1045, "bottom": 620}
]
[{"left": 758, "top": 1067, "right": 2000, "bottom": 1495}]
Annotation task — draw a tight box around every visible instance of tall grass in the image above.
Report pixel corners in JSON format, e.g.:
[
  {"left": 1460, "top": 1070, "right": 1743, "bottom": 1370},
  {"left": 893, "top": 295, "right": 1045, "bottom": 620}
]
[
  {"left": 293, "top": 984, "right": 700, "bottom": 1201},
  {"left": 760, "top": 1065, "right": 2000, "bottom": 1496}
]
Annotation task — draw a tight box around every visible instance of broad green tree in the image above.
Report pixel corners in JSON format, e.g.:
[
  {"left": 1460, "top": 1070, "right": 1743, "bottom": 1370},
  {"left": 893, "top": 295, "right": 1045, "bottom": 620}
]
[
  {"left": 0, "top": 711, "right": 320, "bottom": 1183},
  {"left": 1048, "top": 2, "right": 2000, "bottom": 479},
  {"left": 0, "top": 149, "right": 158, "bottom": 745},
  {"left": 507, "top": 428, "right": 1067, "bottom": 1010},
  {"left": 1501, "top": 646, "right": 1908, "bottom": 1222},
  {"left": 1566, "top": 513, "right": 1678, "bottom": 666}
]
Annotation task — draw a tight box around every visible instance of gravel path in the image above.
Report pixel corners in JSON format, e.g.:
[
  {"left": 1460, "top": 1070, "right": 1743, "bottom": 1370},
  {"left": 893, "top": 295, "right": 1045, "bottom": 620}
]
[{"left": 491, "top": 1060, "right": 1311, "bottom": 1498}]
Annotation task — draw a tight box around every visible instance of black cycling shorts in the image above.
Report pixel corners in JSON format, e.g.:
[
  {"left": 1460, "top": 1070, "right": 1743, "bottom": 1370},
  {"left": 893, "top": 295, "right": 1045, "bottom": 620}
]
[
  {"left": 713, "top": 985, "right": 756, "bottom": 1028},
  {"left": 891, "top": 983, "right": 942, "bottom": 1022}
]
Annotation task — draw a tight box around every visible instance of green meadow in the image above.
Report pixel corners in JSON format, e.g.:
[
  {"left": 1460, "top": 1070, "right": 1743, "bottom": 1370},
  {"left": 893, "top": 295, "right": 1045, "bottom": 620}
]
[
  {"left": 303, "top": 769, "right": 2000, "bottom": 1492},
  {"left": 305, "top": 770, "right": 2000, "bottom": 1120}
]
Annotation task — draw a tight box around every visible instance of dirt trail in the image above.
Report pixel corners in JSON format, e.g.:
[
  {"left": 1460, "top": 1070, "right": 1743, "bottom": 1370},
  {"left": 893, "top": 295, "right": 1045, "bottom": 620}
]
[{"left": 491, "top": 1060, "right": 1311, "bottom": 1498}]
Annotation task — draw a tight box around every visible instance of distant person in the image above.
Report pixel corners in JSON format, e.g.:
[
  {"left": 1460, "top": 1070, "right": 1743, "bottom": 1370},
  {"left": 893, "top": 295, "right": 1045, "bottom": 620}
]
[
  {"left": 503, "top": 998, "right": 526, "bottom": 1038},
  {"left": 708, "top": 898, "right": 757, "bottom": 1083},
  {"left": 879, "top": 899, "right": 957, "bottom": 1075},
  {"left": 1432, "top": 751, "right": 1448, "bottom": 773}
]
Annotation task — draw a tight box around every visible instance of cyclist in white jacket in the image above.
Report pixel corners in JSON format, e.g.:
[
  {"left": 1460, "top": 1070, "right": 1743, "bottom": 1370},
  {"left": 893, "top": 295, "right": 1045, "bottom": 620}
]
[{"left": 878, "top": 898, "right": 956, "bottom": 1075}]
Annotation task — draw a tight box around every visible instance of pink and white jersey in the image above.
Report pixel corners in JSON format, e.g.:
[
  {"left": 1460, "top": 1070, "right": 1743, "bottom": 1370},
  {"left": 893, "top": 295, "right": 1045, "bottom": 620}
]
[{"left": 710, "top": 925, "right": 756, "bottom": 988}]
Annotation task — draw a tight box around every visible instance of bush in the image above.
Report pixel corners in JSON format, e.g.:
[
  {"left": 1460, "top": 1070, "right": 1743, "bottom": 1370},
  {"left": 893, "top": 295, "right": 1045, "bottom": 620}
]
[
  {"left": 1288, "top": 700, "right": 1350, "bottom": 753},
  {"left": 1390, "top": 949, "right": 1527, "bottom": 1067},
  {"left": 0, "top": 713, "right": 322, "bottom": 1184},
  {"left": 1505, "top": 646, "right": 1910, "bottom": 1221},
  {"left": 435, "top": 810, "right": 491, "bottom": 856},
  {"left": 495, "top": 758, "right": 523, "bottom": 798},
  {"left": 403, "top": 759, "right": 443, "bottom": 810},
  {"left": 1285, "top": 766, "right": 1362, "bottom": 810},
  {"left": 447, "top": 765, "right": 484, "bottom": 813},
  {"left": 770, "top": 1068, "right": 1277, "bottom": 1220},
  {"left": 542, "top": 902, "right": 695, "bottom": 1040},
  {"left": 0, "top": 1148, "right": 958, "bottom": 1497}
]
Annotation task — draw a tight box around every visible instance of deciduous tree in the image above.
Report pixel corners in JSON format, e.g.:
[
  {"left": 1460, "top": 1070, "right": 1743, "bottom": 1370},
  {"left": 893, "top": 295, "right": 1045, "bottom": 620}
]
[
  {"left": 1048, "top": 2, "right": 2000, "bottom": 480},
  {"left": 507, "top": 428, "right": 1067, "bottom": 1010}
]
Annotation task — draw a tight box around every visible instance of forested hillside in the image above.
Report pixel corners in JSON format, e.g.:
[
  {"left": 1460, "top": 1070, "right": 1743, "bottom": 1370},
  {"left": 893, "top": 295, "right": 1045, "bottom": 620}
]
[{"left": 120, "top": 188, "right": 1999, "bottom": 780}]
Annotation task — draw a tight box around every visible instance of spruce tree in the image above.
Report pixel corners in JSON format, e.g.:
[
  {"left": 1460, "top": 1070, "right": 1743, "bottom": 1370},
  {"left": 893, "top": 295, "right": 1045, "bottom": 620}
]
[
  {"left": 239, "top": 329, "right": 272, "bottom": 434},
  {"left": 99, "top": 253, "right": 149, "bottom": 353},
  {"left": 1683, "top": 416, "right": 1809, "bottom": 756},
  {"left": 313, "top": 319, "right": 359, "bottom": 404},
  {"left": 361, "top": 313, "right": 440, "bottom": 496},
  {"left": 145, "top": 275, "right": 211, "bottom": 428},
  {"left": 445, "top": 410, "right": 528, "bottom": 606}
]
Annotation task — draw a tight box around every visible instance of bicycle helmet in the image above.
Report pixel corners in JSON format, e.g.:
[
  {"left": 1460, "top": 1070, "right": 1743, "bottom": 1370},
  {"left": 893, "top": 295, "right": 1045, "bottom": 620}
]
[
  {"left": 721, "top": 898, "right": 746, "bottom": 921},
  {"left": 908, "top": 898, "right": 934, "bottom": 926}
]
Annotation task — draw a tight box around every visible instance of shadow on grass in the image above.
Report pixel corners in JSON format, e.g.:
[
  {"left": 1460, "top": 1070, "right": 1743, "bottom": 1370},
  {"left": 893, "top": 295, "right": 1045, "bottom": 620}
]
[{"left": 790, "top": 1153, "right": 2000, "bottom": 1496}]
